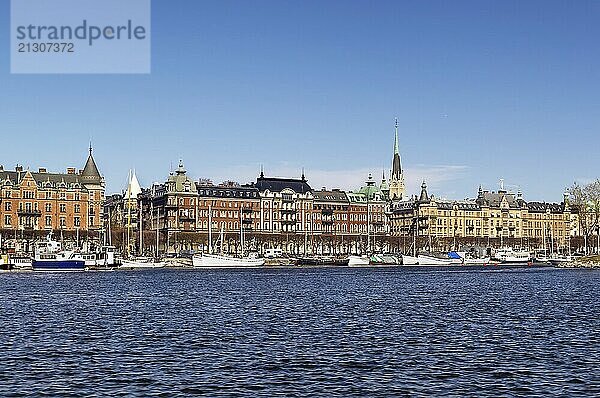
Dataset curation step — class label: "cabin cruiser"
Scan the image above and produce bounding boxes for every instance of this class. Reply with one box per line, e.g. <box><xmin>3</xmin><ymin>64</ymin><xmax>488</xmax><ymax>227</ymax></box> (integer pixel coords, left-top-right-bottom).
<box><xmin>492</xmin><ymin>248</ymin><xmax>531</xmax><ymax>264</ymax></box>
<box><xmin>32</xmin><ymin>236</ymin><xmax>86</xmax><ymax>272</ymax></box>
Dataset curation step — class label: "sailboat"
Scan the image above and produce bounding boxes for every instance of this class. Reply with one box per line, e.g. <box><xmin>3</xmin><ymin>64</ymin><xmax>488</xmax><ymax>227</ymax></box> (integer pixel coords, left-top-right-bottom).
<box><xmin>118</xmin><ymin>170</ymin><xmax>166</xmax><ymax>270</ymax></box>
<box><xmin>193</xmin><ymin>206</ymin><xmax>265</xmax><ymax>268</ymax></box>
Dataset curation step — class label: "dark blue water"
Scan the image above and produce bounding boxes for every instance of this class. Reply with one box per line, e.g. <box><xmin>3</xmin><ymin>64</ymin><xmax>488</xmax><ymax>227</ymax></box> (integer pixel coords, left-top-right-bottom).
<box><xmin>1</xmin><ymin>267</ymin><xmax>599</xmax><ymax>397</ymax></box>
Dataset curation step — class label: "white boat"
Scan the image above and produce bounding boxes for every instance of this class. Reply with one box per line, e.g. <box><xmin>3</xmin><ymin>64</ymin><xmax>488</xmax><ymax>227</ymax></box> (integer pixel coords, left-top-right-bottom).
<box><xmin>463</xmin><ymin>257</ymin><xmax>491</xmax><ymax>266</ymax></box>
<box><xmin>549</xmin><ymin>255</ymin><xmax>573</xmax><ymax>266</ymax></box>
<box><xmin>348</xmin><ymin>255</ymin><xmax>370</xmax><ymax>267</ymax></box>
<box><xmin>493</xmin><ymin>249</ymin><xmax>531</xmax><ymax>263</ymax></box>
<box><xmin>192</xmin><ymin>253</ymin><xmax>265</xmax><ymax>268</ymax></box>
<box><xmin>194</xmin><ymin>211</ymin><xmax>265</xmax><ymax>268</ymax></box>
<box><xmin>9</xmin><ymin>255</ymin><xmax>33</xmax><ymax>270</ymax></box>
<box><xmin>119</xmin><ymin>257</ymin><xmax>166</xmax><ymax>269</ymax></box>
<box><xmin>401</xmin><ymin>254</ymin><xmax>419</xmax><ymax>265</ymax></box>
<box><xmin>416</xmin><ymin>255</ymin><xmax>454</xmax><ymax>266</ymax></box>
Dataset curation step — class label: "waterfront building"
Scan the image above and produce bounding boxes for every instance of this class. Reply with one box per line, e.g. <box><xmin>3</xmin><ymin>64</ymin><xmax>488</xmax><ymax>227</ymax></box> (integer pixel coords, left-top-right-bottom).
<box><xmin>196</xmin><ymin>180</ymin><xmax>261</xmax><ymax>254</ymax></box>
<box><xmin>139</xmin><ymin>161</ymin><xmax>199</xmax><ymax>253</ymax></box>
<box><xmin>0</xmin><ymin>147</ymin><xmax>105</xmax><ymax>252</ymax></box>
<box><xmin>389</xmin><ymin>181</ymin><xmax>574</xmax><ymax>252</ymax></box>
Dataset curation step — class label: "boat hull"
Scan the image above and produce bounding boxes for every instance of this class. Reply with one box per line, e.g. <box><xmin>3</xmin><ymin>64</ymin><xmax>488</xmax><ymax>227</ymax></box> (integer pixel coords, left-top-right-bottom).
<box><xmin>119</xmin><ymin>259</ymin><xmax>166</xmax><ymax>269</ymax></box>
<box><xmin>32</xmin><ymin>260</ymin><xmax>86</xmax><ymax>272</ymax></box>
<box><xmin>296</xmin><ymin>257</ymin><xmax>349</xmax><ymax>266</ymax></box>
<box><xmin>193</xmin><ymin>254</ymin><xmax>265</xmax><ymax>268</ymax></box>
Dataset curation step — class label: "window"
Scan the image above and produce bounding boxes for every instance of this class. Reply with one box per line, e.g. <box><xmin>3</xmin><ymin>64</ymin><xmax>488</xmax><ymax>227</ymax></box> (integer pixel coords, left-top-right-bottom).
<box><xmin>45</xmin><ymin>216</ymin><xmax>52</xmax><ymax>227</ymax></box>
<box><xmin>4</xmin><ymin>215</ymin><xmax>11</xmax><ymax>226</ymax></box>
<box><xmin>74</xmin><ymin>217</ymin><xmax>81</xmax><ymax>227</ymax></box>
<box><xmin>59</xmin><ymin>204</ymin><xmax>66</xmax><ymax>213</ymax></box>
<box><xmin>59</xmin><ymin>217</ymin><xmax>66</xmax><ymax>227</ymax></box>
<box><xmin>4</xmin><ymin>202</ymin><xmax>10</xmax><ymax>211</ymax></box>
<box><xmin>74</xmin><ymin>204</ymin><xmax>80</xmax><ymax>213</ymax></box>
<box><xmin>45</xmin><ymin>203</ymin><xmax>52</xmax><ymax>212</ymax></box>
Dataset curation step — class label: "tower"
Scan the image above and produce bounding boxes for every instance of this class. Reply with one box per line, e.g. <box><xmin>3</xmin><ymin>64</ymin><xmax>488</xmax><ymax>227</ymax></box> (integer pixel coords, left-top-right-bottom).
<box><xmin>80</xmin><ymin>145</ymin><xmax>105</xmax><ymax>232</ymax></box>
<box><xmin>388</xmin><ymin>118</ymin><xmax>406</xmax><ymax>200</ymax></box>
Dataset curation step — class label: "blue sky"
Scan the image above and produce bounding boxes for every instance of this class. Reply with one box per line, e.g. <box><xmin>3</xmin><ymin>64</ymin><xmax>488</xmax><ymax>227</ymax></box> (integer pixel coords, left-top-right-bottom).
<box><xmin>1</xmin><ymin>0</ymin><xmax>598</xmax><ymax>201</ymax></box>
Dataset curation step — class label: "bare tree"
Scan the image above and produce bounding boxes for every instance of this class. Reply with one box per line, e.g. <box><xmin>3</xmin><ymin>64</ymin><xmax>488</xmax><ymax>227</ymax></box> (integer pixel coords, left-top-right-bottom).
<box><xmin>569</xmin><ymin>179</ymin><xmax>600</xmax><ymax>254</ymax></box>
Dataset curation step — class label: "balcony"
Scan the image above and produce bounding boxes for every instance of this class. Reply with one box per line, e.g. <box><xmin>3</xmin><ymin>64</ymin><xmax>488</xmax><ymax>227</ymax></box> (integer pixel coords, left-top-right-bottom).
<box><xmin>242</xmin><ymin>208</ymin><xmax>254</xmax><ymax>214</ymax></box>
<box><xmin>281</xmin><ymin>208</ymin><xmax>296</xmax><ymax>214</ymax></box>
<box><xmin>17</xmin><ymin>209</ymin><xmax>42</xmax><ymax>217</ymax></box>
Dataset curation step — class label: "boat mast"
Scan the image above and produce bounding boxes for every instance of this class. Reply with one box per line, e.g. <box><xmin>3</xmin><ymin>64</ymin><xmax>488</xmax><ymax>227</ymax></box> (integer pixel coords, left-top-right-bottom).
<box><xmin>208</xmin><ymin>204</ymin><xmax>212</xmax><ymax>254</ymax></box>
<box><xmin>126</xmin><ymin>171</ymin><xmax>131</xmax><ymax>258</ymax></box>
<box><xmin>155</xmin><ymin>207</ymin><xmax>160</xmax><ymax>257</ymax></box>
<box><xmin>240</xmin><ymin>205</ymin><xmax>244</xmax><ymax>256</ymax></box>
<box><xmin>139</xmin><ymin>204</ymin><xmax>143</xmax><ymax>256</ymax></box>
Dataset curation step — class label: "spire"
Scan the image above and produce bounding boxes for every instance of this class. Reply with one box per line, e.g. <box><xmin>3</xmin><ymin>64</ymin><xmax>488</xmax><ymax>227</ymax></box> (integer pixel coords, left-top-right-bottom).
<box><xmin>391</xmin><ymin>118</ymin><xmax>403</xmax><ymax>180</ymax></box>
<box><xmin>175</xmin><ymin>160</ymin><xmax>186</xmax><ymax>175</ymax></box>
<box><xmin>301</xmin><ymin>168</ymin><xmax>306</xmax><ymax>181</ymax></box>
<box><xmin>259</xmin><ymin>165</ymin><xmax>264</xmax><ymax>179</ymax></box>
<box><xmin>394</xmin><ymin>117</ymin><xmax>399</xmax><ymax>155</ymax></box>
<box><xmin>81</xmin><ymin>145</ymin><xmax>102</xmax><ymax>184</ymax></box>
<box><xmin>419</xmin><ymin>180</ymin><xmax>429</xmax><ymax>203</ymax></box>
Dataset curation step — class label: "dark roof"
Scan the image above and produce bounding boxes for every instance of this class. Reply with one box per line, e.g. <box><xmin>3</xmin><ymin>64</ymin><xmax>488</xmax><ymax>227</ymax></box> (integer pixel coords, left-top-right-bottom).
<box><xmin>527</xmin><ymin>202</ymin><xmax>565</xmax><ymax>214</ymax></box>
<box><xmin>255</xmin><ymin>176</ymin><xmax>312</xmax><ymax>194</ymax></box>
<box><xmin>0</xmin><ymin>170</ymin><xmax>86</xmax><ymax>190</ymax></box>
<box><xmin>197</xmin><ymin>184</ymin><xmax>260</xmax><ymax>199</ymax></box>
<box><xmin>81</xmin><ymin>149</ymin><xmax>102</xmax><ymax>184</ymax></box>
<box><xmin>313</xmin><ymin>190</ymin><xmax>348</xmax><ymax>203</ymax></box>
<box><xmin>476</xmin><ymin>191</ymin><xmax>524</xmax><ymax>209</ymax></box>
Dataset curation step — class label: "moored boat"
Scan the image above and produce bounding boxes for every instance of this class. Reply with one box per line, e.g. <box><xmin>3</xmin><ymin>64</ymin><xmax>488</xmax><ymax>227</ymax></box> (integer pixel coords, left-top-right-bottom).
<box><xmin>119</xmin><ymin>257</ymin><xmax>166</xmax><ymax>269</ymax></box>
<box><xmin>296</xmin><ymin>256</ymin><xmax>349</xmax><ymax>266</ymax></box>
<box><xmin>192</xmin><ymin>253</ymin><xmax>265</xmax><ymax>268</ymax></box>
<box><xmin>31</xmin><ymin>235</ymin><xmax>86</xmax><ymax>272</ymax></box>
<box><xmin>348</xmin><ymin>255</ymin><xmax>370</xmax><ymax>267</ymax></box>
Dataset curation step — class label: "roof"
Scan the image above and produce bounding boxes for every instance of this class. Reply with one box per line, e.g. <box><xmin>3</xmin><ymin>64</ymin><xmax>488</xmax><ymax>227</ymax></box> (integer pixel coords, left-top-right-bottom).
<box><xmin>81</xmin><ymin>148</ymin><xmax>102</xmax><ymax>184</ymax></box>
<box><xmin>477</xmin><ymin>190</ymin><xmax>524</xmax><ymax>209</ymax></box>
<box><xmin>313</xmin><ymin>189</ymin><xmax>348</xmax><ymax>203</ymax></box>
<box><xmin>527</xmin><ymin>202</ymin><xmax>565</xmax><ymax>214</ymax></box>
<box><xmin>197</xmin><ymin>184</ymin><xmax>260</xmax><ymax>199</ymax></box>
<box><xmin>165</xmin><ymin>160</ymin><xmax>197</xmax><ymax>194</ymax></box>
<box><xmin>255</xmin><ymin>175</ymin><xmax>312</xmax><ymax>194</ymax></box>
<box><xmin>0</xmin><ymin>170</ymin><xmax>87</xmax><ymax>190</ymax></box>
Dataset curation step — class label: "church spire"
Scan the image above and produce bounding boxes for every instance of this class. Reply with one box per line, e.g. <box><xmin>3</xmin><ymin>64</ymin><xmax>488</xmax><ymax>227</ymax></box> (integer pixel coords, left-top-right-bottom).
<box><xmin>389</xmin><ymin>117</ymin><xmax>406</xmax><ymax>201</ymax></box>
<box><xmin>394</xmin><ymin>117</ymin><xmax>399</xmax><ymax>155</ymax></box>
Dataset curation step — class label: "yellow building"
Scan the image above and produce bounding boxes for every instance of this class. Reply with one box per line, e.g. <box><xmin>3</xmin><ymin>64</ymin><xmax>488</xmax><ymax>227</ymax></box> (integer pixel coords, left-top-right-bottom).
<box><xmin>389</xmin><ymin>183</ymin><xmax>574</xmax><ymax>251</ymax></box>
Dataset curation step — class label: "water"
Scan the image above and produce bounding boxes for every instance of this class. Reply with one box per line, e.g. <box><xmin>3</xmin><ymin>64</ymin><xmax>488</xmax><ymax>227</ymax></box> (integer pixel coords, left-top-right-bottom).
<box><xmin>1</xmin><ymin>267</ymin><xmax>599</xmax><ymax>397</ymax></box>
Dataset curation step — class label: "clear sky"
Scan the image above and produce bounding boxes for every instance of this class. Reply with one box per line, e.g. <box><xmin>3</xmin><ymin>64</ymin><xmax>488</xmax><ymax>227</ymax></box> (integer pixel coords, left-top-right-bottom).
<box><xmin>1</xmin><ymin>0</ymin><xmax>598</xmax><ymax>201</ymax></box>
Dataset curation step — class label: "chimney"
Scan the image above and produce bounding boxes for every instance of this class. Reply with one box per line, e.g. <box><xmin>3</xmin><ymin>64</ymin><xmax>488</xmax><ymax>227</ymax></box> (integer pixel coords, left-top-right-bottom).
<box><xmin>38</xmin><ymin>167</ymin><xmax>47</xmax><ymax>173</ymax></box>
<box><xmin>15</xmin><ymin>165</ymin><xmax>23</xmax><ymax>172</ymax></box>
<box><xmin>67</xmin><ymin>167</ymin><xmax>76</xmax><ymax>175</ymax></box>
<box><xmin>0</xmin><ymin>165</ymin><xmax>3</xmax><ymax>172</ymax></box>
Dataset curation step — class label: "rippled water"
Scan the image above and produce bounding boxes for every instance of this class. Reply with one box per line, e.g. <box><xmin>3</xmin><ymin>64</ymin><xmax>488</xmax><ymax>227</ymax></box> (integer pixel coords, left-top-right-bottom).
<box><xmin>1</xmin><ymin>267</ymin><xmax>599</xmax><ymax>397</ymax></box>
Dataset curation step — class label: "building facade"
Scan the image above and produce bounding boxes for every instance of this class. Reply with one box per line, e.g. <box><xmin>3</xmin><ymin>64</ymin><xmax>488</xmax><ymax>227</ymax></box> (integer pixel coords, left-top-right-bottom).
<box><xmin>0</xmin><ymin>148</ymin><xmax>105</xmax><ymax>252</ymax></box>
<box><xmin>390</xmin><ymin>182</ymin><xmax>575</xmax><ymax>253</ymax></box>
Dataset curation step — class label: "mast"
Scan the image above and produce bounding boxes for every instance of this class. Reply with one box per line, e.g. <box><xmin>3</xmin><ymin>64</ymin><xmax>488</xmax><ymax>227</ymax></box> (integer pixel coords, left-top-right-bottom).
<box><xmin>156</xmin><ymin>207</ymin><xmax>160</xmax><ymax>258</ymax></box>
<box><xmin>139</xmin><ymin>204</ymin><xmax>143</xmax><ymax>256</ymax></box>
<box><xmin>126</xmin><ymin>170</ymin><xmax>132</xmax><ymax>257</ymax></box>
<box><xmin>240</xmin><ymin>206</ymin><xmax>244</xmax><ymax>256</ymax></box>
<box><xmin>208</xmin><ymin>204</ymin><xmax>212</xmax><ymax>254</ymax></box>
